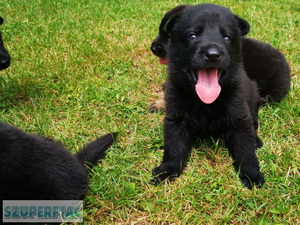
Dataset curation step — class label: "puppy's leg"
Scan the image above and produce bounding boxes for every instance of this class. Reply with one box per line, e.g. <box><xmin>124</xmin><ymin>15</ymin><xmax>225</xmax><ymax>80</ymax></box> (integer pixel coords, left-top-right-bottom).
<box><xmin>226</xmin><ymin>121</ymin><xmax>264</xmax><ymax>189</ymax></box>
<box><xmin>152</xmin><ymin>116</ymin><xmax>193</xmax><ymax>185</ymax></box>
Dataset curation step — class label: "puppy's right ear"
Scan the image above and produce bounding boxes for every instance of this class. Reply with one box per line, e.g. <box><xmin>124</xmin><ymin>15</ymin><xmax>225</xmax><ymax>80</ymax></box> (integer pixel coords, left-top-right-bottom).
<box><xmin>0</xmin><ymin>17</ymin><xmax>4</xmax><ymax>25</ymax></box>
<box><xmin>234</xmin><ymin>15</ymin><xmax>250</xmax><ymax>36</ymax></box>
<box><xmin>160</xmin><ymin>5</ymin><xmax>188</xmax><ymax>33</ymax></box>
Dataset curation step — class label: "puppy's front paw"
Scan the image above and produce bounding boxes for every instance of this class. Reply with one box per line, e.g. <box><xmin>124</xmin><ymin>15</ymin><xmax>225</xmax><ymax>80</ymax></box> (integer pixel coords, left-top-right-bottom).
<box><xmin>240</xmin><ymin>170</ymin><xmax>265</xmax><ymax>190</ymax></box>
<box><xmin>152</xmin><ymin>162</ymin><xmax>180</xmax><ymax>186</ymax></box>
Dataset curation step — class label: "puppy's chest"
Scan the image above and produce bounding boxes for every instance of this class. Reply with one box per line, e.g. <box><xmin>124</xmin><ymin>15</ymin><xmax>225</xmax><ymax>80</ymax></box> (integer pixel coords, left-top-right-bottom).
<box><xmin>191</xmin><ymin>107</ymin><xmax>227</xmax><ymax>136</ymax></box>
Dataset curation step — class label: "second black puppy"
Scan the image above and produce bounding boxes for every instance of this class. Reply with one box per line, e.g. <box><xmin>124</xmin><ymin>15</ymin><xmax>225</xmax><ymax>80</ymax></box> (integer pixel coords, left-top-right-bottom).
<box><xmin>0</xmin><ymin>124</ymin><xmax>117</xmax><ymax>200</ymax></box>
<box><xmin>153</xmin><ymin>4</ymin><xmax>264</xmax><ymax>189</ymax></box>
<box><xmin>0</xmin><ymin>18</ymin><xmax>117</xmax><ymax>201</ymax></box>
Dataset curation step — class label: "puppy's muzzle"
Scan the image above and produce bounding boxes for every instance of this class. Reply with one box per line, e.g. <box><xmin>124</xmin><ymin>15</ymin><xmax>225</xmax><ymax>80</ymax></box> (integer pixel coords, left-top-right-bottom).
<box><xmin>151</xmin><ymin>42</ymin><xmax>163</xmax><ymax>56</ymax></box>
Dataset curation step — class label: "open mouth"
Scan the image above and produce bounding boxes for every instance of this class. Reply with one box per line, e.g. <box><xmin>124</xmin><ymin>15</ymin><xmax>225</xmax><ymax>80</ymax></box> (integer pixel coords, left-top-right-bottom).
<box><xmin>193</xmin><ymin>68</ymin><xmax>222</xmax><ymax>104</ymax></box>
<box><xmin>159</xmin><ymin>57</ymin><xmax>168</xmax><ymax>65</ymax></box>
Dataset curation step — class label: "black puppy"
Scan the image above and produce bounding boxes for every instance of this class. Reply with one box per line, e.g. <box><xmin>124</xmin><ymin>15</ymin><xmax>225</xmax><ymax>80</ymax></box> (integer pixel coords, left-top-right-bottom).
<box><xmin>152</xmin><ymin>4</ymin><xmax>265</xmax><ymax>189</ymax></box>
<box><xmin>150</xmin><ymin>5</ymin><xmax>290</xmax><ymax>111</ymax></box>
<box><xmin>0</xmin><ymin>124</ymin><xmax>117</xmax><ymax>200</ymax></box>
<box><xmin>0</xmin><ymin>19</ymin><xmax>117</xmax><ymax>201</ymax></box>
<box><xmin>0</xmin><ymin>17</ymin><xmax>10</xmax><ymax>70</ymax></box>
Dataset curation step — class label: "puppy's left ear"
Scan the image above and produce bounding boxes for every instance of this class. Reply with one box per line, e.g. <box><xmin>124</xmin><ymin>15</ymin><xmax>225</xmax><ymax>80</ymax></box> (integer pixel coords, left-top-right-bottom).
<box><xmin>234</xmin><ymin>15</ymin><xmax>250</xmax><ymax>36</ymax></box>
<box><xmin>164</xmin><ymin>14</ymin><xmax>181</xmax><ymax>33</ymax></box>
<box><xmin>162</xmin><ymin>6</ymin><xmax>187</xmax><ymax>33</ymax></box>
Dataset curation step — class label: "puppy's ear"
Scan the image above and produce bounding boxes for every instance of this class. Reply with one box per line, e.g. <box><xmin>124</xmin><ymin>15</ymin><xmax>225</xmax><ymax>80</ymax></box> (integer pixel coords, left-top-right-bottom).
<box><xmin>234</xmin><ymin>15</ymin><xmax>250</xmax><ymax>36</ymax></box>
<box><xmin>164</xmin><ymin>14</ymin><xmax>181</xmax><ymax>33</ymax></box>
<box><xmin>0</xmin><ymin>17</ymin><xmax>4</xmax><ymax>25</ymax></box>
<box><xmin>160</xmin><ymin>5</ymin><xmax>188</xmax><ymax>33</ymax></box>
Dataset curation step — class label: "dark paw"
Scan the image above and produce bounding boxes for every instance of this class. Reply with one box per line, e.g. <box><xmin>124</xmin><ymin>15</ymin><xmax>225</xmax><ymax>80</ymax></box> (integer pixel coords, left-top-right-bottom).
<box><xmin>240</xmin><ymin>171</ymin><xmax>265</xmax><ymax>190</ymax></box>
<box><xmin>152</xmin><ymin>163</ymin><xmax>180</xmax><ymax>186</ymax></box>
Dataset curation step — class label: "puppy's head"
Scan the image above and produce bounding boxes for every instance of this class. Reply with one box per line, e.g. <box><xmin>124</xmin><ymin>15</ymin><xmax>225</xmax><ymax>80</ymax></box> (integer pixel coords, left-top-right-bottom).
<box><xmin>166</xmin><ymin>4</ymin><xmax>250</xmax><ymax>104</ymax></box>
<box><xmin>0</xmin><ymin>16</ymin><xmax>11</xmax><ymax>70</ymax></box>
<box><xmin>150</xmin><ymin>5</ymin><xmax>189</xmax><ymax>65</ymax></box>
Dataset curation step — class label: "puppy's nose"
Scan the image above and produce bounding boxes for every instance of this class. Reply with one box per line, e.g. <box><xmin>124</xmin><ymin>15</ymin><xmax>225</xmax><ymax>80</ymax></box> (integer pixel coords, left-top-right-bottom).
<box><xmin>204</xmin><ymin>47</ymin><xmax>221</xmax><ymax>61</ymax></box>
<box><xmin>150</xmin><ymin>42</ymin><xmax>162</xmax><ymax>55</ymax></box>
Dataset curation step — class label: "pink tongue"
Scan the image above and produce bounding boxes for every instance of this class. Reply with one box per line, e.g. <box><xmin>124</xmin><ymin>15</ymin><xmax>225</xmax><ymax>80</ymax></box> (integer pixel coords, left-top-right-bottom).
<box><xmin>159</xmin><ymin>57</ymin><xmax>168</xmax><ymax>65</ymax></box>
<box><xmin>195</xmin><ymin>68</ymin><xmax>221</xmax><ymax>104</ymax></box>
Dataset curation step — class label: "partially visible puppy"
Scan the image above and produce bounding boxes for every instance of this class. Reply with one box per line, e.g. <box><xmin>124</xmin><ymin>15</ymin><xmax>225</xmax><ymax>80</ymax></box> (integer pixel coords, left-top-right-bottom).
<box><xmin>151</xmin><ymin>5</ymin><xmax>188</xmax><ymax>63</ymax></box>
<box><xmin>0</xmin><ymin>17</ymin><xmax>10</xmax><ymax>70</ymax></box>
<box><xmin>0</xmin><ymin>125</ymin><xmax>117</xmax><ymax>200</ymax></box>
<box><xmin>242</xmin><ymin>38</ymin><xmax>291</xmax><ymax>102</ymax></box>
<box><xmin>0</xmin><ymin>19</ymin><xmax>117</xmax><ymax>201</ymax></box>
<box><xmin>150</xmin><ymin>5</ymin><xmax>291</xmax><ymax>111</ymax></box>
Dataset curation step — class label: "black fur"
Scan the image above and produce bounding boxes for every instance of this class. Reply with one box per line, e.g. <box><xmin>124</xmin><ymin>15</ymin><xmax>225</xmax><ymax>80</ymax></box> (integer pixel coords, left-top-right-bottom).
<box><xmin>150</xmin><ymin>5</ymin><xmax>291</xmax><ymax>103</ymax></box>
<box><xmin>152</xmin><ymin>4</ymin><xmax>265</xmax><ymax>189</ymax></box>
<box><xmin>0</xmin><ymin>17</ymin><xmax>10</xmax><ymax>70</ymax></box>
<box><xmin>242</xmin><ymin>38</ymin><xmax>291</xmax><ymax>102</ymax></box>
<box><xmin>0</xmin><ymin>122</ymin><xmax>117</xmax><ymax>200</ymax></box>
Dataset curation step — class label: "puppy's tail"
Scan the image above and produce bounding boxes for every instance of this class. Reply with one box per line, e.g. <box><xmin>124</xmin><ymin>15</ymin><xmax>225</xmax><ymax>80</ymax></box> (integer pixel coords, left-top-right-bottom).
<box><xmin>76</xmin><ymin>132</ymin><xmax>118</xmax><ymax>169</ymax></box>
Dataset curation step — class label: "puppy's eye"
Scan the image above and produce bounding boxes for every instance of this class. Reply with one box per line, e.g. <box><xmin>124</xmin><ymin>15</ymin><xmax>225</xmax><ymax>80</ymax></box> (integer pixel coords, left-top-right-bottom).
<box><xmin>224</xmin><ymin>35</ymin><xmax>231</xmax><ymax>41</ymax></box>
<box><xmin>187</xmin><ymin>33</ymin><xmax>197</xmax><ymax>40</ymax></box>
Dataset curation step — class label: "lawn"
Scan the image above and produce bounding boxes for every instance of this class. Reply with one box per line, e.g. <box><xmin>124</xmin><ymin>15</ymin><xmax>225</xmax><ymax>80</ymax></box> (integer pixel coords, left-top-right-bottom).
<box><xmin>0</xmin><ymin>0</ymin><xmax>299</xmax><ymax>224</ymax></box>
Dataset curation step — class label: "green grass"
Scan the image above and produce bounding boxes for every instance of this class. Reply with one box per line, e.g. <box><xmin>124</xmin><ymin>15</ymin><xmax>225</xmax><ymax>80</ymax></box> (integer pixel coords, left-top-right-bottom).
<box><xmin>0</xmin><ymin>0</ymin><xmax>299</xmax><ymax>224</ymax></box>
